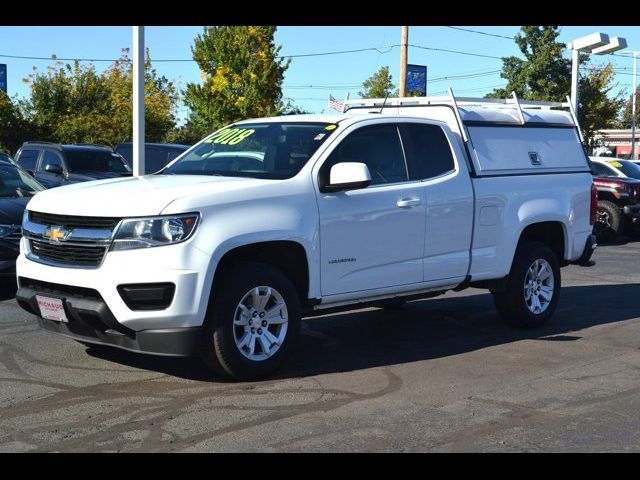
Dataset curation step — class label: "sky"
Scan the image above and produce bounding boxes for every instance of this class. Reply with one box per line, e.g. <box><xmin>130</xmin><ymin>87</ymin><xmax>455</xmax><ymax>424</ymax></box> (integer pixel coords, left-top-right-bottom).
<box><xmin>0</xmin><ymin>25</ymin><xmax>638</xmax><ymax>125</ymax></box>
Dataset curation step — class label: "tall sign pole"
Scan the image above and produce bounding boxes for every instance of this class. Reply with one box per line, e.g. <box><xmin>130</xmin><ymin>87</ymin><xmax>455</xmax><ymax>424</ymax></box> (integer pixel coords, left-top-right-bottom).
<box><xmin>133</xmin><ymin>26</ymin><xmax>146</xmax><ymax>176</ymax></box>
<box><xmin>399</xmin><ymin>26</ymin><xmax>409</xmax><ymax>98</ymax></box>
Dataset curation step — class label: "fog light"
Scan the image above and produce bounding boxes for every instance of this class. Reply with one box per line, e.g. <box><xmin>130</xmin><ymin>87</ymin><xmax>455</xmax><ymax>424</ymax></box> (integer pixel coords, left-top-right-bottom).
<box><xmin>117</xmin><ymin>283</ymin><xmax>176</xmax><ymax>311</ymax></box>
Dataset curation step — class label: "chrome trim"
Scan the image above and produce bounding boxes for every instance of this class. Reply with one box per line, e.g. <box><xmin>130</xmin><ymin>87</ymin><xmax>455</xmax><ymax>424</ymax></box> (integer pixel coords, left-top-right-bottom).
<box><xmin>23</xmin><ymin>212</ymin><xmax>201</xmax><ymax>268</ymax></box>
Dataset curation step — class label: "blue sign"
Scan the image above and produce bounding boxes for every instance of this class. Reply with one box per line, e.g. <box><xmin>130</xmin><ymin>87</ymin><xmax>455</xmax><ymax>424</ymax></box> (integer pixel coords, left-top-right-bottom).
<box><xmin>0</xmin><ymin>64</ymin><xmax>6</xmax><ymax>93</ymax></box>
<box><xmin>406</xmin><ymin>64</ymin><xmax>427</xmax><ymax>96</ymax></box>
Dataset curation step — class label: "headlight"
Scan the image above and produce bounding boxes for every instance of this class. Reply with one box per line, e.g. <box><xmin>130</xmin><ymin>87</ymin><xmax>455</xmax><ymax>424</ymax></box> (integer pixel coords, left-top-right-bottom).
<box><xmin>0</xmin><ymin>224</ymin><xmax>20</xmax><ymax>238</ymax></box>
<box><xmin>111</xmin><ymin>214</ymin><xmax>199</xmax><ymax>251</ymax></box>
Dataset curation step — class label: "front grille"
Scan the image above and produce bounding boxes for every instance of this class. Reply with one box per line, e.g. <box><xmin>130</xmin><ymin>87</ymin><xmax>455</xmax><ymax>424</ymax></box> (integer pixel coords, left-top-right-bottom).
<box><xmin>2</xmin><ymin>231</ymin><xmax>22</xmax><ymax>247</ymax></box>
<box><xmin>29</xmin><ymin>211</ymin><xmax>121</xmax><ymax>230</ymax></box>
<box><xmin>30</xmin><ymin>239</ymin><xmax>107</xmax><ymax>267</ymax></box>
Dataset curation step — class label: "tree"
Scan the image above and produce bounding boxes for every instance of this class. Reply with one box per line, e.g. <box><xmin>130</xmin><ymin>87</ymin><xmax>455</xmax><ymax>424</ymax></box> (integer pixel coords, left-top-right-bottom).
<box><xmin>0</xmin><ymin>91</ymin><xmax>35</xmax><ymax>154</ymax></box>
<box><xmin>487</xmin><ymin>26</ymin><xmax>571</xmax><ymax>102</ymax></box>
<box><xmin>620</xmin><ymin>87</ymin><xmax>640</xmax><ymax>128</ymax></box>
<box><xmin>487</xmin><ymin>26</ymin><xmax>622</xmax><ymax>146</ymax></box>
<box><xmin>359</xmin><ymin>66</ymin><xmax>397</xmax><ymax>99</ymax></box>
<box><xmin>23</xmin><ymin>49</ymin><xmax>177</xmax><ymax>146</ymax></box>
<box><xmin>578</xmin><ymin>64</ymin><xmax>625</xmax><ymax>149</ymax></box>
<box><xmin>184</xmin><ymin>26</ymin><xmax>289</xmax><ymax>135</ymax></box>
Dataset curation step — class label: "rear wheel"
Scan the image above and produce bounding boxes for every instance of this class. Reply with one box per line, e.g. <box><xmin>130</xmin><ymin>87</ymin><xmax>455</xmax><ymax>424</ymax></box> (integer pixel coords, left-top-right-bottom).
<box><xmin>494</xmin><ymin>241</ymin><xmax>561</xmax><ymax>329</ymax></box>
<box><xmin>200</xmin><ymin>262</ymin><xmax>301</xmax><ymax>381</ymax></box>
<box><xmin>595</xmin><ymin>200</ymin><xmax>623</xmax><ymax>242</ymax></box>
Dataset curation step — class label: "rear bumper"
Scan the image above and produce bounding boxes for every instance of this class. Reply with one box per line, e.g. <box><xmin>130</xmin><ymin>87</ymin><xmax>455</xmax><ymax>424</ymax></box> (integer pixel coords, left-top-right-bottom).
<box><xmin>572</xmin><ymin>234</ymin><xmax>597</xmax><ymax>266</ymax></box>
<box><xmin>623</xmin><ymin>204</ymin><xmax>640</xmax><ymax>218</ymax></box>
<box><xmin>16</xmin><ymin>284</ymin><xmax>201</xmax><ymax>357</ymax></box>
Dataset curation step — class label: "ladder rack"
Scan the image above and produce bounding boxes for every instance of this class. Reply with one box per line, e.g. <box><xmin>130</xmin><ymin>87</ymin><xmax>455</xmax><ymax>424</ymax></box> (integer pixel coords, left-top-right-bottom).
<box><xmin>342</xmin><ymin>89</ymin><xmax>582</xmax><ymax>139</ymax></box>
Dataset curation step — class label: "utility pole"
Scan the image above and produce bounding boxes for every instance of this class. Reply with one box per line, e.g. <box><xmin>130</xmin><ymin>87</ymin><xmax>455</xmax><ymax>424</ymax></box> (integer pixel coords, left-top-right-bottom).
<box><xmin>399</xmin><ymin>26</ymin><xmax>409</xmax><ymax>98</ymax></box>
<box><xmin>133</xmin><ymin>26</ymin><xmax>145</xmax><ymax>176</ymax></box>
<box><xmin>632</xmin><ymin>51</ymin><xmax>638</xmax><ymax>160</ymax></box>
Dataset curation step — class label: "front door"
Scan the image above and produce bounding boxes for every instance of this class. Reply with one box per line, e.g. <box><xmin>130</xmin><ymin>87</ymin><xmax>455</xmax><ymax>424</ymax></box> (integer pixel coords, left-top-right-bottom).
<box><xmin>316</xmin><ymin>123</ymin><xmax>426</xmax><ymax>296</ymax></box>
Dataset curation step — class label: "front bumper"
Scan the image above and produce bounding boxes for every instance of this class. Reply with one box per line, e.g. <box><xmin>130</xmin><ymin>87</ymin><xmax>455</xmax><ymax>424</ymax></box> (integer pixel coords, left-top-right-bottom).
<box><xmin>16</xmin><ymin>280</ymin><xmax>201</xmax><ymax>356</ymax></box>
<box><xmin>16</xmin><ymin>238</ymin><xmax>214</xmax><ymax>332</ymax></box>
<box><xmin>623</xmin><ymin>204</ymin><xmax>640</xmax><ymax>218</ymax></box>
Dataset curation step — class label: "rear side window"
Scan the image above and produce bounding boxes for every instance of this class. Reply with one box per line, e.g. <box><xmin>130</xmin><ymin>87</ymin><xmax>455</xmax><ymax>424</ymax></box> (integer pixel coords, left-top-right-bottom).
<box><xmin>321</xmin><ymin>124</ymin><xmax>408</xmax><ymax>186</ymax></box>
<box><xmin>400</xmin><ymin>123</ymin><xmax>455</xmax><ymax>180</ymax></box>
<box><xmin>17</xmin><ymin>149</ymin><xmax>39</xmax><ymax>171</ymax></box>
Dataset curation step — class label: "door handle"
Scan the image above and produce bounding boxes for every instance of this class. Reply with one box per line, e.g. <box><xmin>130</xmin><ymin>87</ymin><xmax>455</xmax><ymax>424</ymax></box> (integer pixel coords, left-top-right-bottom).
<box><xmin>397</xmin><ymin>198</ymin><xmax>421</xmax><ymax>208</ymax></box>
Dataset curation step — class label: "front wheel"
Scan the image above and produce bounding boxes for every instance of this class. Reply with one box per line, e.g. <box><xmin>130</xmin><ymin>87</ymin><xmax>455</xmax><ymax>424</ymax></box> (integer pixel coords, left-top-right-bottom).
<box><xmin>494</xmin><ymin>241</ymin><xmax>561</xmax><ymax>328</ymax></box>
<box><xmin>200</xmin><ymin>262</ymin><xmax>301</xmax><ymax>381</ymax></box>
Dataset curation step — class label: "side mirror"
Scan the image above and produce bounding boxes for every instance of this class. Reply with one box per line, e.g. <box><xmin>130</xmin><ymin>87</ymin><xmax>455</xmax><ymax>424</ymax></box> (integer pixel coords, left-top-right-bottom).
<box><xmin>45</xmin><ymin>164</ymin><xmax>63</xmax><ymax>175</ymax></box>
<box><xmin>323</xmin><ymin>162</ymin><xmax>371</xmax><ymax>192</ymax></box>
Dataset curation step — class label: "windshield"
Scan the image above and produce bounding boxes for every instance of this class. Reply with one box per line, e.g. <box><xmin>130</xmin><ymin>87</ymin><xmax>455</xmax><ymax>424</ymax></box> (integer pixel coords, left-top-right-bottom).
<box><xmin>0</xmin><ymin>164</ymin><xmax>44</xmax><ymax>197</ymax></box>
<box><xmin>64</xmin><ymin>150</ymin><xmax>132</xmax><ymax>174</ymax></box>
<box><xmin>609</xmin><ymin>160</ymin><xmax>640</xmax><ymax>179</ymax></box>
<box><xmin>163</xmin><ymin>122</ymin><xmax>338</xmax><ymax>179</ymax></box>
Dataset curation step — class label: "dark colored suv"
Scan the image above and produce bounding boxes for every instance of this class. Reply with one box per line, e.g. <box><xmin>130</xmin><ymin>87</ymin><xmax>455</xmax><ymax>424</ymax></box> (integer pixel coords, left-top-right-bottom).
<box><xmin>0</xmin><ymin>162</ymin><xmax>45</xmax><ymax>278</ymax></box>
<box><xmin>14</xmin><ymin>142</ymin><xmax>132</xmax><ymax>189</ymax></box>
<box><xmin>592</xmin><ymin>176</ymin><xmax>640</xmax><ymax>241</ymax></box>
<box><xmin>114</xmin><ymin>143</ymin><xmax>190</xmax><ymax>174</ymax></box>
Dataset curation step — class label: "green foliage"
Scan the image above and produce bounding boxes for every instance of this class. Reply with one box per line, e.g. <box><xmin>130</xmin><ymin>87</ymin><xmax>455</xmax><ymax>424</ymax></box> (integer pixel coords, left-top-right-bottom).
<box><xmin>487</xmin><ymin>26</ymin><xmax>622</xmax><ymax>146</ymax></box>
<box><xmin>359</xmin><ymin>66</ymin><xmax>397</xmax><ymax>99</ymax></box>
<box><xmin>184</xmin><ymin>26</ymin><xmax>289</xmax><ymax>134</ymax></box>
<box><xmin>620</xmin><ymin>87</ymin><xmax>640</xmax><ymax>128</ymax></box>
<box><xmin>23</xmin><ymin>49</ymin><xmax>177</xmax><ymax>146</ymax></box>
<box><xmin>0</xmin><ymin>91</ymin><xmax>36</xmax><ymax>154</ymax></box>
<box><xmin>487</xmin><ymin>26</ymin><xmax>571</xmax><ymax>101</ymax></box>
<box><xmin>578</xmin><ymin>64</ymin><xmax>625</xmax><ymax>148</ymax></box>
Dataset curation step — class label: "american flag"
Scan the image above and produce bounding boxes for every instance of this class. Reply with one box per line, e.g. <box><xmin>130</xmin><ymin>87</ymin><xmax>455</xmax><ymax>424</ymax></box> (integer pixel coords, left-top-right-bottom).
<box><xmin>328</xmin><ymin>94</ymin><xmax>344</xmax><ymax>112</ymax></box>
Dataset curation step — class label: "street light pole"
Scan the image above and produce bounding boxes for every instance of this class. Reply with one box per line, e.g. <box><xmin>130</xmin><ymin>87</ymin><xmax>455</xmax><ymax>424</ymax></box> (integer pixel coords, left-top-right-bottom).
<box><xmin>133</xmin><ymin>26</ymin><xmax>145</xmax><ymax>177</ymax></box>
<box><xmin>571</xmin><ymin>47</ymin><xmax>580</xmax><ymax>114</ymax></box>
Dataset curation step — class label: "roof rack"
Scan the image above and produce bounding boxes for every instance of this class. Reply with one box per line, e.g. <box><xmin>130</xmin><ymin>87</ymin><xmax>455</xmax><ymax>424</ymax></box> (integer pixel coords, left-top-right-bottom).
<box><xmin>343</xmin><ymin>91</ymin><xmax>571</xmax><ymax>112</ymax></box>
<box><xmin>74</xmin><ymin>143</ymin><xmax>114</xmax><ymax>150</ymax></box>
<box><xmin>343</xmin><ymin>88</ymin><xmax>583</xmax><ymax>143</ymax></box>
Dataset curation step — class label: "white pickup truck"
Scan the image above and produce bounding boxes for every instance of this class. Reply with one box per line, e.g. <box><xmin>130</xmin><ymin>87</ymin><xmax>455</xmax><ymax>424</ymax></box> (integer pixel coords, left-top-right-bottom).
<box><xmin>16</xmin><ymin>92</ymin><xmax>597</xmax><ymax>380</ymax></box>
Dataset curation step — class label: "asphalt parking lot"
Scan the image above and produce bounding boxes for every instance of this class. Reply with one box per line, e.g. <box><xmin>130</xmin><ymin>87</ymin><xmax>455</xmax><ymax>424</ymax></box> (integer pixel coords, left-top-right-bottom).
<box><xmin>2</xmin><ymin>238</ymin><xmax>640</xmax><ymax>452</ymax></box>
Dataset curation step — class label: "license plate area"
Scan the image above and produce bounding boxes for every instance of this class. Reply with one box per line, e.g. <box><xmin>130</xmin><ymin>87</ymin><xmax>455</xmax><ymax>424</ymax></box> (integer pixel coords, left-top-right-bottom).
<box><xmin>35</xmin><ymin>295</ymin><xmax>69</xmax><ymax>323</ymax></box>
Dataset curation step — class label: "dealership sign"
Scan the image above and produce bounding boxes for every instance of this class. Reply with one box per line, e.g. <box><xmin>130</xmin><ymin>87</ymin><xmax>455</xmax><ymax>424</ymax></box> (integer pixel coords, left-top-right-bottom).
<box><xmin>0</xmin><ymin>64</ymin><xmax>6</xmax><ymax>93</ymax></box>
<box><xmin>406</xmin><ymin>64</ymin><xmax>427</xmax><ymax>96</ymax></box>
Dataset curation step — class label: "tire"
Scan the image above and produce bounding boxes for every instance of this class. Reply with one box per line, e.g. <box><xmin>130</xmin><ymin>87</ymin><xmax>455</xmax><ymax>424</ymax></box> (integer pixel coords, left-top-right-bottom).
<box><xmin>200</xmin><ymin>262</ymin><xmax>301</xmax><ymax>381</ymax></box>
<box><xmin>595</xmin><ymin>200</ymin><xmax>623</xmax><ymax>242</ymax></box>
<box><xmin>493</xmin><ymin>241</ymin><xmax>561</xmax><ymax>329</ymax></box>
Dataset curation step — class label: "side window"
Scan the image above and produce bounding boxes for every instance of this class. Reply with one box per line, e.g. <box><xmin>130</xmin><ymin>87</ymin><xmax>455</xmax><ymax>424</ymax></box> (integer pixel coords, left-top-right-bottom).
<box><xmin>42</xmin><ymin>151</ymin><xmax>63</xmax><ymax>170</ymax></box>
<box><xmin>17</xmin><ymin>149</ymin><xmax>39</xmax><ymax>171</ymax></box>
<box><xmin>320</xmin><ymin>124</ymin><xmax>408</xmax><ymax>187</ymax></box>
<box><xmin>400</xmin><ymin>123</ymin><xmax>455</xmax><ymax>180</ymax></box>
<box><xmin>592</xmin><ymin>162</ymin><xmax>614</xmax><ymax>177</ymax></box>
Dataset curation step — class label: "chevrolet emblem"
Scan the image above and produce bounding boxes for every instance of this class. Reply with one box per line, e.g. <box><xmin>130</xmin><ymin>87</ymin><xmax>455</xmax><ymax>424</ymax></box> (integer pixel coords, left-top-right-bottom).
<box><xmin>44</xmin><ymin>226</ymin><xmax>70</xmax><ymax>243</ymax></box>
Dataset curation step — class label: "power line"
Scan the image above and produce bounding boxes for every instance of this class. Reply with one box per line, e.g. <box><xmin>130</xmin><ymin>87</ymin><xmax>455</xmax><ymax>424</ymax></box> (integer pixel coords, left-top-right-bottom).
<box><xmin>0</xmin><ymin>43</ymin><xmax>506</xmax><ymax>64</ymax></box>
<box><xmin>409</xmin><ymin>44</ymin><xmax>504</xmax><ymax>60</ymax></box>
<box><xmin>444</xmin><ymin>26</ymin><xmax>516</xmax><ymax>41</ymax></box>
<box><xmin>0</xmin><ymin>46</ymin><xmax>401</xmax><ymax>63</ymax></box>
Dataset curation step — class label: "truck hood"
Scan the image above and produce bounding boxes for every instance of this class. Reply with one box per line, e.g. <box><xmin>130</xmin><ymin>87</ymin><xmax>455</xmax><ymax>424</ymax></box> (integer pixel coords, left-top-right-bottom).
<box><xmin>27</xmin><ymin>174</ymin><xmax>275</xmax><ymax>217</ymax></box>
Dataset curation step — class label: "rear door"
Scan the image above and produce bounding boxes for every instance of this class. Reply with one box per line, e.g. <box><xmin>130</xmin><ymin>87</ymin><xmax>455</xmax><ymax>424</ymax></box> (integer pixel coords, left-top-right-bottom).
<box><xmin>399</xmin><ymin>121</ymin><xmax>474</xmax><ymax>282</ymax></box>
